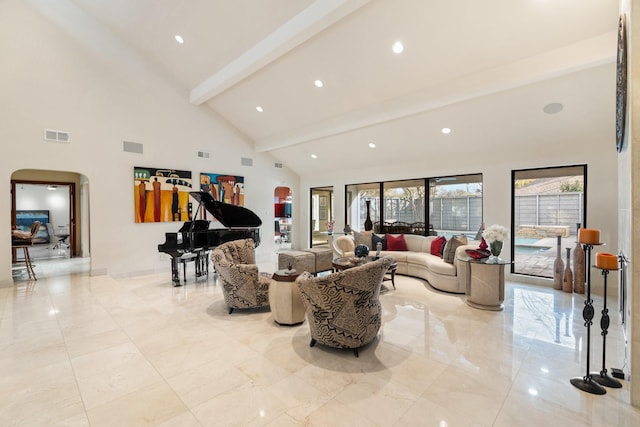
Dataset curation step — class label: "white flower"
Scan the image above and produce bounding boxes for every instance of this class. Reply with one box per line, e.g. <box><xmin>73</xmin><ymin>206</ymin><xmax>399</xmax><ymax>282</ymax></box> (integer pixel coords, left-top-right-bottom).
<box><xmin>482</xmin><ymin>224</ymin><xmax>508</xmax><ymax>243</ymax></box>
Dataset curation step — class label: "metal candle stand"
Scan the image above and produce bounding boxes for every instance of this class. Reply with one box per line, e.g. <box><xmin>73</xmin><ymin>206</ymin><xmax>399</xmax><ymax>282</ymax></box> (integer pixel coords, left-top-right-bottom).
<box><xmin>570</xmin><ymin>243</ymin><xmax>606</xmax><ymax>395</ymax></box>
<box><xmin>590</xmin><ymin>267</ymin><xmax>622</xmax><ymax>388</ymax></box>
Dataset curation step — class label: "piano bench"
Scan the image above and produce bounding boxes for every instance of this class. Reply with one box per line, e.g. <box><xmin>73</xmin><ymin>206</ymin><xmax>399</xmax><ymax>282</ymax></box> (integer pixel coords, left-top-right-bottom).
<box><xmin>278</xmin><ymin>251</ymin><xmax>315</xmax><ymax>275</ymax></box>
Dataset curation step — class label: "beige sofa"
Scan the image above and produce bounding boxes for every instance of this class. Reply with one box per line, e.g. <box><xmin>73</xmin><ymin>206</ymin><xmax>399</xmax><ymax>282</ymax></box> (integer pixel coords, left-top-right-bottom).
<box><xmin>331</xmin><ymin>233</ymin><xmax>477</xmax><ymax>294</ymax></box>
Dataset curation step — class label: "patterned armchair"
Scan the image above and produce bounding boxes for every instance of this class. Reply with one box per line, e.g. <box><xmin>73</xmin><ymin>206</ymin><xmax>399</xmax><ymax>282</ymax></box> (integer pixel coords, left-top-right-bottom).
<box><xmin>211</xmin><ymin>238</ymin><xmax>272</xmax><ymax>314</ymax></box>
<box><xmin>296</xmin><ymin>256</ymin><xmax>394</xmax><ymax>357</ymax></box>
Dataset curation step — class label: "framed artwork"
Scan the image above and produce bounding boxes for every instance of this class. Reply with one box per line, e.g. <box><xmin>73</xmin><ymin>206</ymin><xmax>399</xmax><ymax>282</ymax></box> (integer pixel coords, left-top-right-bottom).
<box><xmin>616</xmin><ymin>13</ymin><xmax>627</xmax><ymax>153</ymax></box>
<box><xmin>200</xmin><ymin>173</ymin><xmax>244</xmax><ymax>206</ymax></box>
<box><xmin>134</xmin><ymin>166</ymin><xmax>192</xmax><ymax>223</ymax></box>
<box><xmin>16</xmin><ymin>210</ymin><xmax>50</xmax><ymax>243</ymax></box>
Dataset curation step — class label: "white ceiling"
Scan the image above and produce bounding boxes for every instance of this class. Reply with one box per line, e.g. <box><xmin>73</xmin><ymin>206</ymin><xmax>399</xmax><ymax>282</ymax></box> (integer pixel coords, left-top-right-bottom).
<box><xmin>70</xmin><ymin>0</ymin><xmax>619</xmax><ymax>176</ymax></box>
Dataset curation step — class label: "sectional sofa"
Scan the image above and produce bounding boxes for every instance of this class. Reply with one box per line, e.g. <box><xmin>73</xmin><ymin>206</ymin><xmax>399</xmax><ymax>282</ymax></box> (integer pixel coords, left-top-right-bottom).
<box><xmin>330</xmin><ymin>232</ymin><xmax>478</xmax><ymax>294</ymax></box>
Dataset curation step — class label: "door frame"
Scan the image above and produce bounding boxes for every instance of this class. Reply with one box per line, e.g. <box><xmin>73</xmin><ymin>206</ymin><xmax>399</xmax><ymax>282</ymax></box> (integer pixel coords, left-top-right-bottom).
<box><xmin>11</xmin><ymin>179</ymin><xmax>77</xmax><ymax>257</ymax></box>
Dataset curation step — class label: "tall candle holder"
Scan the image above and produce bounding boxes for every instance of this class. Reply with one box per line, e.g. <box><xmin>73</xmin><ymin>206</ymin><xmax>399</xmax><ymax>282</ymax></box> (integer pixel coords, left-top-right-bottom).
<box><xmin>570</xmin><ymin>242</ymin><xmax>606</xmax><ymax>395</ymax></box>
<box><xmin>591</xmin><ymin>264</ymin><xmax>622</xmax><ymax>388</ymax></box>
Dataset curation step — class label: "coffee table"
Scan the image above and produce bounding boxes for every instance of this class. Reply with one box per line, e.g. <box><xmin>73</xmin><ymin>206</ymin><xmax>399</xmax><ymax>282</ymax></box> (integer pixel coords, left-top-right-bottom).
<box><xmin>332</xmin><ymin>256</ymin><xmax>398</xmax><ymax>289</ymax></box>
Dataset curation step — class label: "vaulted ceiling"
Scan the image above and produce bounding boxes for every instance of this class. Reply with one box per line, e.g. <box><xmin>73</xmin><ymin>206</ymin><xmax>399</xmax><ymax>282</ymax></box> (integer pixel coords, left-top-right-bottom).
<box><xmin>70</xmin><ymin>0</ymin><xmax>619</xmax><ymax>176</ymax></box>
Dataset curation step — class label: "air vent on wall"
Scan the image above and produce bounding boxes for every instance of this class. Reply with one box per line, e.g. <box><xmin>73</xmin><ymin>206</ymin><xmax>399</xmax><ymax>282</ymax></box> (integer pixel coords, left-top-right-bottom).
<box><xmin>197</xmin><ymin>151</ymin><xmax>210</xmax><ymax>159</ymax></box>
<box><xmin>274</xmin><ymin>162</ymin><xmax>283</xmax><ymax>169</ymax></box>
<box><xmin>44</xmin><ymin>128</ymin><xmax>70</xmax><ymax>143</ymax></box>
<box><xmin>241</xmin><ymin>157</ymin><xmax>253</xmax><ymax>166</ymax></box>
<box><xmin>123</xmin><ymin>141</ymin><xmax>143</xmax><ymax>154</ymax></box>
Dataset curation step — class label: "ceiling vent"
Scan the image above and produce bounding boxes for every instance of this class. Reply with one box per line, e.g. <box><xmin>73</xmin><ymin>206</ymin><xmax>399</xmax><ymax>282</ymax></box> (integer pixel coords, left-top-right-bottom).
<box><xmin>197</xmin><ymin>151</ymin><xmax>210</xmax><ymax>159</ymax></box>
<box><xmin>274</xmin><ymin>162</ymin><xmax>283</xmax><ymax>169</ymax></box>
<box><xmin>123</xmin><ymin>141</ymin><xmax>143</xmax><ymax>154</ymax></box>
<box><xmin>44</xmin><ymin>128</ymin><xmax>70</xmax><ymax>143</ymax></box>
<box><xmin>241</xmin><ymin>157</ymin><xmax>253</xmax><ymax>166</ymax></box>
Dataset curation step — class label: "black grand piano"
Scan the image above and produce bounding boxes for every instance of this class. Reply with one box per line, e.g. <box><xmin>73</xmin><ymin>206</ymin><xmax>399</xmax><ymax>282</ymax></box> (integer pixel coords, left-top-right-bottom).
<box><xmin>158</xmin><ymin>191</ymin><xmax>262</xmax><ymax>286</ymax></box>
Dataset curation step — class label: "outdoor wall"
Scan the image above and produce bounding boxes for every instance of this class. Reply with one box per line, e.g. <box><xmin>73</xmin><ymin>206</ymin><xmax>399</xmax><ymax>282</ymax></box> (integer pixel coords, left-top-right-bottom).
<box><xmin>0</xmin><ymin>1</ymin><xmax>299</xmax><ymax>285</ymax></box>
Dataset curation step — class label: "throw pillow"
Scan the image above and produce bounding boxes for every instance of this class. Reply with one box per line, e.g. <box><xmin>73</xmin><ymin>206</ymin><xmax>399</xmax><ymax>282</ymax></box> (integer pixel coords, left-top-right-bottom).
<box><xmin>430</xmin><ymin>236</ymin><xmax>447</xmax><ymax>257</ymax></box>
<box><xmin>353</xmin><ymin>231</ymin><xmax>372</xmax><ymax>248</ymax></box>
<box><xmin>443</xmin><ymin>237</ymin><xmax>464</xmax><ymax>264</ymax></box>
<box><xmin>387</xmin><ymin>234</ymin><xmax>408</xmax><ymax>251</ymax></box>
<box><xmin>372</xmin><ymin>233</ymin><xmax>387</xmax><ymax>250</ymax></box>
<box><xmin>456</xmin><ymin>235</ymin><xmax>468</xmax><ymax>245</ymax></box>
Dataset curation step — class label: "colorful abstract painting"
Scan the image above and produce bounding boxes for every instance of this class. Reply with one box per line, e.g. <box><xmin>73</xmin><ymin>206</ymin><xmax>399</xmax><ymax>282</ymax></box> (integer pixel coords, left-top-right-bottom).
<box><xmin>134</xmin><ymin>167</ymin><xmax>193</xmax><ymax>223</ymax></box>
<box><xmin>200</xmin><ymin>173</ymin><xmax>244</xmax><ymax>206</ymax></box>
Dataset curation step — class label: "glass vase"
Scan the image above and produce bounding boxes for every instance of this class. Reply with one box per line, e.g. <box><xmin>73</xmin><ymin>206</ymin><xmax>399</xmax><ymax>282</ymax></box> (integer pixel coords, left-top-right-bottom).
<box><xmin>488</xmin><ymin>240</ymin><xmax>503</xmax><ymax>263</ymax></box>
<box><xmin>553</xmin><ymin>235</ymin><xmax>564</xmax><ymax>290</ymax></box>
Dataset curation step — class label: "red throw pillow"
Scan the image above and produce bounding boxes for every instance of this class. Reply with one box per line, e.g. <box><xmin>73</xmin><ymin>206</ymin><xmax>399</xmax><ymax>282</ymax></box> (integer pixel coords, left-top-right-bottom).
<box><xmin>387</xmin><ymin>234</ymin><xmax>408</xmax><ymax>251</ymax></box>
<box><xmin>430</xmin><ymin>236</ymin><xmax>447</xmax><ymax>256</ymax></box>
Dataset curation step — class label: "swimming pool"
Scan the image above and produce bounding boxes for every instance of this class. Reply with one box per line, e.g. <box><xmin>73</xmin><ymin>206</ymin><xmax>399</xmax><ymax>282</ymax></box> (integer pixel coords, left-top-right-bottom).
<box><xmin>515</xmin><ymin>238</ymin><xmax>552</xmax><ymax>254</ymax></box>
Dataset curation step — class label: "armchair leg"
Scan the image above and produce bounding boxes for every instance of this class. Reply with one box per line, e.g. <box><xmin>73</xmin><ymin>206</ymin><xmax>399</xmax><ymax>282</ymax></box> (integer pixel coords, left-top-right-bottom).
<box><xmin>309</xmin><ymin>338</ymin><xmax>316</xmax><ymax>347</ymax></box>
<box><xmin>353</xmin><ymin>348</ymin><xmax>359</xmax><ymax>358</ymax></box>
<box><xmin>228</xmin><ymin>307</ymin><xmax>234</xmax><ymax>314</ymax></box>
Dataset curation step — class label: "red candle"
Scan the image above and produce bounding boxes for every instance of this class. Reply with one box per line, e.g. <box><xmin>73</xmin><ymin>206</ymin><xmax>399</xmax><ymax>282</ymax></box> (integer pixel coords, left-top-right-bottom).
<box><xmin>596</xmin><ymin>252</ymin><xmax>618</xmax><ymax>270</ymax></box>
<box><xmin>578</xmin><ymin>228</ymin><xmax>600</xmax><ymax>244</ymax></box>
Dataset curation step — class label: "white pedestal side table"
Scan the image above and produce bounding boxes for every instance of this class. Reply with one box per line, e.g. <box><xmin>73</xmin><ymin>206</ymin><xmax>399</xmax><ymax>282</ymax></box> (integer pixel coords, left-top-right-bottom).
<box><xmin>269</xmin><ymin>269</ymin><xmax>305</xmax><ymax>325</ymax></box>
<box><xmin>461</xmin><ymin>259</ymin><xmax>509</xmax><ymax>311</ymax></box>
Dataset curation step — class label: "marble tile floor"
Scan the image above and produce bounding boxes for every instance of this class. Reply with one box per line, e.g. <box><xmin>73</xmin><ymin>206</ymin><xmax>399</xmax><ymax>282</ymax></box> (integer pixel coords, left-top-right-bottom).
<box><xmin>2</xmin><ymin>258</ymin><xmax>640</xmax><ymax>426</ymax></box>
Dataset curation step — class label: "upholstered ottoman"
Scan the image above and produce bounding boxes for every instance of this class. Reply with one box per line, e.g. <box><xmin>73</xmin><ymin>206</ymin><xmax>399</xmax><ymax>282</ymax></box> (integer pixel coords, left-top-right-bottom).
<box><xmin>301</xmin><ymin>247</ymin><xmax>333</xmax><ymax>275</ymax></box>
<box><xmin>278</xmin><ymin>250</ymin><xmax>315</xmax><ymax>274</ymax></box>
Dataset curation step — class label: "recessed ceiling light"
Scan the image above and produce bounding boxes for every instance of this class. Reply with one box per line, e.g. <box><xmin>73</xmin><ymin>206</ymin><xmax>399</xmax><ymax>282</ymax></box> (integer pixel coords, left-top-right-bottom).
<box><xmin>368</xmin><ymin>142</ymin><xmax>376</xmax><ymax>148</ymax></box>
<box><xmin>392</xmin><ymin>41</ymin><xmax>404</xmax><ymax>54</ymax></box>
<box><xmin>311</xmin><ymin>154</ymin><xmax>317</xmax><ymax>159</ymax></box>
<box><xmin>314</xmin><ymin>79</ymin><xmax>324</xmax><ymax>88</ymax></box>
<box><xmin>543</xmin><ymin>102</ymin><xmax>563</xmax><ymax>114</ymax></box>
<box><xmin>441</xmin><ymin>127</ymin><xmax>451</xmax><ymax>134</ymax></box>
<box><xmin>256</xmin><ymin>106</ymin><xmax>263</xmax><ymax>112</ymax></box>
<box><xmin>174</xmin><ymin>35</ymin><xmax>184</xmax><ymax>44</ymax></box>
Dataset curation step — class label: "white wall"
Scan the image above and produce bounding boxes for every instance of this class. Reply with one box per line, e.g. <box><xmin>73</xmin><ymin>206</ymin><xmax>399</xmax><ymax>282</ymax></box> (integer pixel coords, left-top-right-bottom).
<box><xmin>619</xmin><ymin>0</ymin><xmax>638</xmax><ymax>409</ymax></box>
<box><xmin>0</xmin><ymin>0</ymin><xmax>299</xmax><ymax>284</ymax></box>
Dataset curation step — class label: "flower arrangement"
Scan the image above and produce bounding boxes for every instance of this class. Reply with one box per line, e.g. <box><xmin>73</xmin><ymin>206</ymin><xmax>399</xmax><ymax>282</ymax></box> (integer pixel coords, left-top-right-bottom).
<box><xmin>326</xmin><ymin>220</ymin><xmax>335</xmax><ymax>232</ymax></box>
<box><xmin>482</xmin><ymin>224</ymin><xmax>508</xmax><ymax>261</ymax></box>
<box><xmin>482</xmin><ymin>224</ymin><xmax>508</xmax><ymax>243</ymax></box>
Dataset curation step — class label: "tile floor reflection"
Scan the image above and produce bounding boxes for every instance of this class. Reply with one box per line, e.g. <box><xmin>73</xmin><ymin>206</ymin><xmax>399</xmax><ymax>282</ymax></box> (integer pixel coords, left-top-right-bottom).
<box><xmin>2</xmin><ymin>258</ymin><xmax>640</xmax><ymax>426</ymax></box>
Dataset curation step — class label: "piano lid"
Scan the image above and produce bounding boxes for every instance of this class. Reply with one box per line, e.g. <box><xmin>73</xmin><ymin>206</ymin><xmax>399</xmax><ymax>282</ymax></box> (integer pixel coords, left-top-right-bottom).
<box><xmin>190</xmin><ymin>191</ymin><xmax>262</xmax><ymax>228</ymax></box>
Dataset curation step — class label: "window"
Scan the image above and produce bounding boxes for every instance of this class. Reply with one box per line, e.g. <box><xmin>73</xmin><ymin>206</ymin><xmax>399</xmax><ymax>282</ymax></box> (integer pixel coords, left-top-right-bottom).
<box><xmin>381</xmin><ymin>179</ymin><xmax>425</xmax><ymax>234</ymax></box>
<box><xmin>345</xmin><ymin>183</ymin><xmax>380</xmax><ymax>232</ymax></box>
<box><xmin>429</xmin><ymin>174</ymin><xmax>483</xmax><ymax>238</ymax></box>
<box><xmin>344</xmin><ymin>174</ymin><xmax>482</xmax><ymax>237</ymax></box>
<box><xmin>512</xmin><ymin>165</ymin><xmax>586</xmax><ymax>278</ymax></box>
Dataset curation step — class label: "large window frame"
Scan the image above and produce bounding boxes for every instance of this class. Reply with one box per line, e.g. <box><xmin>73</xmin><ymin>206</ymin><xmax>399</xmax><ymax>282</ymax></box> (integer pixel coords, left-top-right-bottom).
<box><xmin>344</xmin><ymin>174</ymin><xmax>482</xmax><ymax>237</ymax></box>
<box><xmin>511</xmin><ymin>164</ymin><xmax>587</xmax><ymax>279</ymax></box>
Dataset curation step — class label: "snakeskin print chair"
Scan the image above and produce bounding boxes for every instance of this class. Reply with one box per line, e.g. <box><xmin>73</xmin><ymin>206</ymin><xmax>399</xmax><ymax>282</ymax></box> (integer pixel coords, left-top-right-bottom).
<box><xmin>296</xmin><ymin>256</ymin><xmax>394</xmax><ymax>357</ymax></box>
<box><xmin>211</xmin><ymin>238</ymin><xmax>272</xmax><ymax>314</ymax></box>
